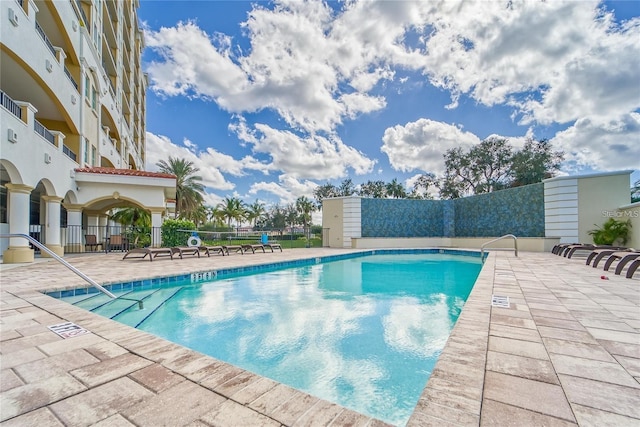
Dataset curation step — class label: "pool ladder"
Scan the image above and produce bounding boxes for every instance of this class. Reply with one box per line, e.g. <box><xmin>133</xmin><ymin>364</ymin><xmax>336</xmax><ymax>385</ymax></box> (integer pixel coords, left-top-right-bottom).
<box><xmin>480</xmin><ymin>234</ymin><xmax>518</xmax><ymax>262</ymax></box>
<box><xmin>0</xmin><ymin>233</ymin><xmax>143</xmax><ymax>309</ymax></box>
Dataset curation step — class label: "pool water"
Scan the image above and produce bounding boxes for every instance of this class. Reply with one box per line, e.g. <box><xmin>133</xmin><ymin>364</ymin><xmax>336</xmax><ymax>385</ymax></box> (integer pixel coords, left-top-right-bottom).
<box><xmin>137</xmin><ymin>253</ymin><xmax>480</xmax><ymax>425</ymax></box>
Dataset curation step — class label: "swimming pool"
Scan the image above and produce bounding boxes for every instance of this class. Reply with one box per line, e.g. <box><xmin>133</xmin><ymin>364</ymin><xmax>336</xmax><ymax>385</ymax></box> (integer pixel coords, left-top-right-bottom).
<box><xmin>51</xmin><ymin>251</ymin><xmax>482</xmax><ymax>425</ymax></box>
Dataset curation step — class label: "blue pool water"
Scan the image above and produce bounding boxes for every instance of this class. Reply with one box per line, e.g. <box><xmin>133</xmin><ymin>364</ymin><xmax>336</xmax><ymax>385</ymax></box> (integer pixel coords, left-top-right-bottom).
<box><xmin>54</xmin><ymin>252</ymin><xmax>481</xmax><ymax>425</ymax></box>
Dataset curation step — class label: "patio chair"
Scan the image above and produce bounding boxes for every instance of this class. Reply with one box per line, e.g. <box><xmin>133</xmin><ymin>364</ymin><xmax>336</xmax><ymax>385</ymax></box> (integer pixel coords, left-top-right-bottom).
<box><xmin>85</xmin><ymin>234</ymin><xmax>103</xmax><ymax>252</ymax></box>
<box><xmin>588</xmin><ymin>248</ymin><xmax>634</xmax><ymax>268</ymax></box>
<box><xmin>107</xmin><ymin>235</ymin><xmax>128</xmax><ymax>252</ymax></box>
<box><xmin>625</xmin><ymin>259</ymin><xmax>640</xmax><ymax>278</ymax></box>
<box><xmin>602</xmin><ymin>251</ymin><xmax>640</xmax><ymax>275</ymax></box>
<box><xmin>122</xmin><ymin>247</ymin><xmax>174</xmax><ymax>261</ymax></box>
<box><xmin>263</xmin><ymin>242</ymin><xmax>282</xmax><ymax>252</ymax></box>
<box><xmin>171</xmin><ymin>246</ymin><xmax>201</xmax><ymax>259</ymax></box>
<box><xmin>242</xmin><ymin>244</ymin><xmax>266</xmax><ymax>254</ymax></box>
<box><xmin>199</xmin><ymin>245</ymin><xmax>226</xmax><ymax>256</ymax></box>
<box><xmin>222</xmin><ymin>245</ymin><xmax>245</xmax><ymax>255</ymax></box>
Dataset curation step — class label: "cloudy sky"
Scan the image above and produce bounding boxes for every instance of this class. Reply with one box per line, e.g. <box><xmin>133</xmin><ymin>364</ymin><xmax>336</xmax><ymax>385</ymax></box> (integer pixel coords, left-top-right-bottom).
<box><xmin>140</xmin><ymin>0</ymin><xmax>639</xmax><ymax>209</ymax></box>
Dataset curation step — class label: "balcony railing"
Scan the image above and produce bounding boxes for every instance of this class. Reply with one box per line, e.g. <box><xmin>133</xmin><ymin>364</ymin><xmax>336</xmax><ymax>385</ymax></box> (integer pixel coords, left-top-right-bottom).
<box><xmin>35</xmin><ymin>21</ymin><xmax>57</xmax><ymax>57</ymax></box>
<box><xmin>63</xmin><ymin>145</ymin><xmax>77</xmax><ymax>162</ymax></box>
<box><xmin>0</xmin><ymin>91</ymin><xmax>22</xmax><ymax>119</ymax></box>
<box><xmin>34</xmin><ymin>120</ymin><xmax>55</xmax><ymax>145</ymax></box>
<box><xmin>73</xmin><ymin>0</ymin><xmax>89</xmax><ymax>26</ymax></box>
<box><xmin>64</xmin><ymin>67</ymin><xmax>79</xmax><ymax>90</ymax></box>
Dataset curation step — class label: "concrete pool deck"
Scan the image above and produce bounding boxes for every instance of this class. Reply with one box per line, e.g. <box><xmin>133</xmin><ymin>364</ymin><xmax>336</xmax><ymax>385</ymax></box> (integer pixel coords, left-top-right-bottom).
<box><xmin>1</xmin><ymin>249</ymin><xmax>638</xmax><ymax>426</ymax></box>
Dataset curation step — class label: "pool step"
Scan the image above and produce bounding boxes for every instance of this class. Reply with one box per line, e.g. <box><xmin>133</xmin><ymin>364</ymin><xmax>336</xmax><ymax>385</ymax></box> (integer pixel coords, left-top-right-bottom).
<box><xmin>92</xmin><ymin>289</ymin><xmax>158</xmax><ymax>319</ymax></box>
<box><xmin>111</xmin><ymin>287</ymin><xmax>184</xmax><ymax>328</ymax></box>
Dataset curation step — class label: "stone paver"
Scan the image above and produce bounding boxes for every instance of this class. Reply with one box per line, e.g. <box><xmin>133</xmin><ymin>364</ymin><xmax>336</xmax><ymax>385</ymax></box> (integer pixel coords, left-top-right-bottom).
<box><xmin>1</xmin><ymin>249</ymin><xmax>639</xmax><ymax>426</ymax></box>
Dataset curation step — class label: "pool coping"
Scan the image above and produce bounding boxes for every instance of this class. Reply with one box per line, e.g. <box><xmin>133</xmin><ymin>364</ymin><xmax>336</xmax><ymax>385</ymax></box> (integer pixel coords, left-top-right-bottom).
<box><xmin>2</xmin><ymin>248</ymin><xmax>639</xmax><ymax>425</ymax></box>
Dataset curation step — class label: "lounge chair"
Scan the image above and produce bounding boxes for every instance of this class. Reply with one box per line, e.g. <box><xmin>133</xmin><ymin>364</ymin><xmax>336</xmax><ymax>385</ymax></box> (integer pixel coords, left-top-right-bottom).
<box><xmin>85</xmin><ymin>234</ymin><xmax>103</xmax><ymax>252</ymax></box>
<box><xmin>563</xmin><ymin>244</ymin><xmax>597</xmax><ymax>258</ymax></box>
<box><xmin>602</xmin><ymin>251</ymin><xmax>640</xmax><ymax>274</ymax></box>
<box><xmin>123</xmin><ymin>247</ymin><xmax>174</xmax><ymax>261</ymax></box>
<box><xmin>587</xmin><ymin>247</ymin><xmax>634</xmax><ymax>270</ymax></box>
<box><xmin>171</xmin><ymin>246</ymin><xmax>200</xmax><ymax>259</ymax></box>
<box><xmin>586</xmin><ymin>248</ymin><xmax>622</xmax><ymax>266</ymax></box>
<box><xmin>222</xmin><ymin>245</ymin><xmax>244</xmax><ymax>255</ymax></box>
<box><xmin>242</xmin><ymin>244</ymin><xmax>266</xmax><ymax>254</ymax></box>
<box><xmin>626</xmin><ymin>259</ymin><xmax>640</xmax><ymax>278</ymax></box>
<box><xmin>199</xmin><ymin>245</ymin><xmax>225</xmax><ymax>256</ymax></box>
<box><xmin>263</xmin><ymin>242</ymin><xmax>282</xmax><ymax>252</ymax></box>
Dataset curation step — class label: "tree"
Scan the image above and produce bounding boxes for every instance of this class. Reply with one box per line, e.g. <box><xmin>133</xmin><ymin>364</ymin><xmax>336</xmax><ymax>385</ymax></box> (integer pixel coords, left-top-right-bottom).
<box><xmin>386</xmin><ymin>178</ymin><xmax>408</xmax><ymax>199</ymax></box>
<box><xmin>313</xmin><ymin>183</ymin><xmax>339</xmax><ymax>210</ymax></box>
<box><xmin>338</xmin><ymin>178</ymin><xmax>356</xmax><ymax>196</ymax></box>
<box><xmin>246</xmin><ymin>199</ymin><xmax>267</xmax><ymax>228</ymax></box>
<box><xmin>296</xmin><ymin>196</ymin><xmax>315</xmax><ymax>237</ymax></box>
<box><xmin>359</xmin><ymin>180</ymin><xmax>387</xmax><ymax>198</ymax></box>
<box><xmin>156</xmin><ymin>157</ymin><xmax>205</xmax><ymax>219</ymax></box>
<box><xmin>443</xmin><ymin>137</ymin><xmax>513</xmax><ymax>197</ymax></box>
<box><xmin>510</xmin><ymin>139</ymin><xmax>564</xmax><ymax>186</ymax></box>
<box><xmin>110</xmin><ymin>207</ymin><xmax>151</xmax><ymax>247</ymax></box>
<box><xmin>410</xmin><ymin>173</ymin><xmax>438</xmax><ymax>199</ymax></box>
<box><xmin>110</xmin><ymin>207</ymin><xmax>150</xmax><ymax>227</ymax></box>
<box><xmin>217</xmin><ymin>197</ymin><xmax>246</xmax><ymax>228</ymax></box>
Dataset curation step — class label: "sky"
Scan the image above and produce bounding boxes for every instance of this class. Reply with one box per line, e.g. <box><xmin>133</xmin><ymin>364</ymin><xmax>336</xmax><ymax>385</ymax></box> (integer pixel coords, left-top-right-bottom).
<box><xmin>139</xmin><ymin>0</ymin><xmax>640</xmax><ymax>213</ymax></box>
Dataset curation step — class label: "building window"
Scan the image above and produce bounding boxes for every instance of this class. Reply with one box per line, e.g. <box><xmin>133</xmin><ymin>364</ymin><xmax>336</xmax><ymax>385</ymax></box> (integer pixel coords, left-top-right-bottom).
<box><xmin>85</xmin><ymin>75</ymin><xmax>90</xmax><ymax>98</ymax></box>
<box><xmin>84</xmin><ymin>138</ymin><xmax>89</xmax><ymax>163</ymax></box>
<box><xmin>91</xmin><ymin>146</ymin><xmax>96</xmax><ymax>166</ymax></box>
<box><xmin>91</xmin><ymin>88</ymin><xmax>97</xmax><ymax>110</ymax></box>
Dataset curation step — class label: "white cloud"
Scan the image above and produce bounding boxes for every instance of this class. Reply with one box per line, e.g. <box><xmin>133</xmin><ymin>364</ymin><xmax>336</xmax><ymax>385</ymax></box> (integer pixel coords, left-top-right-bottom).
<box><xmin>244</xmin><ymin>124</ymin><xmax>375</xmax><ymax>180</ymax></box>
<box><xmin>420</xmin><ymin>1</ymin><xmax>640</xmax><ymax>123</ymax></box>
<box><xmin>249</xmin><ymin>174</ymin><xmax>319</xmax><ymax>205</ymax></box>
<box><xmin>381</xmin><ymin>119</ymin><xmax>481</xmax><ymax>174</ymax></box>
<box><xmin>144</xmin><ymin>1</ymin><xmax>640</xmax><ymax>184</ymax></box>
<box><xmin>551</xmin><ymin>113</ymin><xmax>640</xmax><ymax>172</ymax></box>
<box><xmin>146</xmin><ymin>132</ymin><xmax>245</xmax><ymax>191</ymax></box>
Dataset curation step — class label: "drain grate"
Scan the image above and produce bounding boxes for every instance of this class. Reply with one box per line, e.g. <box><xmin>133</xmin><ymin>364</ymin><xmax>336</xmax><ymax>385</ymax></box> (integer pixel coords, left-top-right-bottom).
<box><xmin>491</xmin><ymin>295</ymin><xmax>510</xmax><ymax>308</ymax></box>
<box><xmin>48</xmin><ymin>321</ymin><xmax>91</xmax><ymax>339</ymax></box>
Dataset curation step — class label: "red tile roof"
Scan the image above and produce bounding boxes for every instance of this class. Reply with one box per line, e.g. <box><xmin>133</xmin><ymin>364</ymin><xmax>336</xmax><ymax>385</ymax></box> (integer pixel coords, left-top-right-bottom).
<box><xmin>74</xmin><ymin>167</ymin><xmax>176</xmax><ymax>179</ymax></box>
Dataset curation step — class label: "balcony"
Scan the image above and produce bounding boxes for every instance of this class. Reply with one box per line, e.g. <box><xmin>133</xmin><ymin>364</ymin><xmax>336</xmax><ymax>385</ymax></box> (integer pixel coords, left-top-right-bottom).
<box><xmin>35</xmin><ymin>21</ymin><xmax>56</xmax><ymax>57</ymax></box>
<box><xmin>1</xmin><ymin>91</ymin><xmax>22</xmax><ymax>120</ymax></box>
<box><xmin>35</xmin><ymin>119</ymin><xmax>56</xmax><ymax>145</ymax></box>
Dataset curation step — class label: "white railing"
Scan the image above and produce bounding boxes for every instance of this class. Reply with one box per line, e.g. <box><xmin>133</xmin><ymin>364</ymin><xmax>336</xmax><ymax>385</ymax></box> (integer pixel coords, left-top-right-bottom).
<box><xmin>481</xmin><ymin>234</ymin><xmax>518</xmax><ymax>261</ymax></box>
<box><xmin>0</xmin><ymin>234</ymin><xmax>144</xmax><ymax>309</ymax></box>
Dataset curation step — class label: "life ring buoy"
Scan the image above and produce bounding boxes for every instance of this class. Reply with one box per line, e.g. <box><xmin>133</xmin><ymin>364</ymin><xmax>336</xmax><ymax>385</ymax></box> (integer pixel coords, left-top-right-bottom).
<box><xmin>187</xmin><ymin>236</ymin><xmax>202</xmax><ymax>247</ymax></box>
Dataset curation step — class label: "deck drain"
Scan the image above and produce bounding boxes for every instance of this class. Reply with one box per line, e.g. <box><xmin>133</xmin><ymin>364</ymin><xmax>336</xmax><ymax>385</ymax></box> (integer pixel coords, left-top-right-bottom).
<box><xmin>491</xmin><ymin>295</ymin><xmax>510</xmax><ymax>308</ymax></box>
<box><xmin>48</xmin><ymin>322</ymin><xmax>91</xmax><ymax>339</ymax></box>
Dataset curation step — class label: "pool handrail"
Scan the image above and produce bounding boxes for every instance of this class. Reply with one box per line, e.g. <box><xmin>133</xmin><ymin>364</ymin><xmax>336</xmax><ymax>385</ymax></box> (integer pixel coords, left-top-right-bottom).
<box><xmin>0</xmin><ymin>233</ymin><xmax>117</xmax><ymax>298</ymax></box>
<box><xmin>481</xmin><ymin>234</ymin><xmax>518</xmax><ymax>261</ymax></box>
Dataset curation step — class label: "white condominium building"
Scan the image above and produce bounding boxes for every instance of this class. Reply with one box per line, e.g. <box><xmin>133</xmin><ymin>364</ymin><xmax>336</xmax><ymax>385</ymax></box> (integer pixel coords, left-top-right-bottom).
<box><xmin>1</xmin><ymin>0</ymin><xmax>175</xmax><ymax>263</ymax></box>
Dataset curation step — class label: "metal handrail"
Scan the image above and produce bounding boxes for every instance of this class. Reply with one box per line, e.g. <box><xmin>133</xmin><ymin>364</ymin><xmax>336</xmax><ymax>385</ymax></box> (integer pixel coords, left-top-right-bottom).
<box><xmin>481</xmin><ymin>234</ymin><xmax>518</xmax><ymax>261</ymax></box>
<box><xmin>0</xmin><ymin>233</ymin><xmax>118</xmax><ymax>299</ymax></box>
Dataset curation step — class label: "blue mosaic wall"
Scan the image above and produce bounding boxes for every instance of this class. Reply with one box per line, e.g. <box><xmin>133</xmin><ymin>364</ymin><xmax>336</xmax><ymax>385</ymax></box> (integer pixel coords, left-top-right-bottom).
<box><xmin>453</xmin><ymin>183</ymin><xmax>545</xmax><ymax>237</ymax></box>
<box><xmin>361</xmin><ymin>199</ymin><xmax>444</xmax><ymax>237</ymax></box>
<box><xmin>360</xmin><ymin>183</ymin><xmax>545</xmax><ymax>238</ymax></box>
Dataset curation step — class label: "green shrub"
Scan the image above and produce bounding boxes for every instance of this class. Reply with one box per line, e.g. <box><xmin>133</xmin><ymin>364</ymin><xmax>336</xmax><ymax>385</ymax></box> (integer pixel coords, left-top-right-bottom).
<box><xmin>162</xmin><ymin>219</ymin><xmax>196</xmax><ymax>247</ymax></box>
<box><xmin>588</xmin><ymin>218</ymin><xmax>632</xmax><ymax>246</ymax></box>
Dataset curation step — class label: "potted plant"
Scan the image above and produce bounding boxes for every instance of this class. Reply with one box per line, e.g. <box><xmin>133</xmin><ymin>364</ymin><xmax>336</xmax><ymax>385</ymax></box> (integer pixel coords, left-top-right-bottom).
<box><xmin>588</xmin><ymin>218</ymin><xmax>632</xmax><ymax>246</ymax></box>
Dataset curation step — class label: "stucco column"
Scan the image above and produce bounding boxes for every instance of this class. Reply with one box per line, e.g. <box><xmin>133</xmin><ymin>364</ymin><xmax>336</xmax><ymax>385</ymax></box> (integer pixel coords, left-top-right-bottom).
<box><xmin>3</xmin><ymin>183</ymin><xmax>35</xmax><ymax>263</ymax></box>
<box><xmin>42</xmin><ymin>195</ymin><xmax>64</xmax><ymax>257</ymax></box>
<box><xmin>98</xmin><ymin>215</ymin><xmax>108</xmax><ymax>246</ymax></box>
<box><xmin>86</xmin><ymin>213</ymin><xmax>100</xmax><ymax>237</ymax></box>
<box><xmin>150</xmin><ymin>208</ymin><xmax>164</xmax><ymax>248</ymax></box>
<box><xmin>63</xmin><ymin>204</ymin><xmax>83</xmax><ymax>252</ymax></box>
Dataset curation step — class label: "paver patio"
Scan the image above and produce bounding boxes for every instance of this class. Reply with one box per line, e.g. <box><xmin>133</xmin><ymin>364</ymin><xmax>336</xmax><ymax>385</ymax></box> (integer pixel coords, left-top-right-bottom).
<box><xmin>1</xmin><ymin>249</ymin><xmax>638</xmax><ymax>426</ymax></box>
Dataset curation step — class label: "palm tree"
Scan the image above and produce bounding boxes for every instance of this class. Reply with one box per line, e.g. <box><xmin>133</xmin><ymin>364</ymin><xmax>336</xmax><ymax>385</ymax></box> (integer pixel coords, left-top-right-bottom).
<box><xmin>386</xmin><ymin>178</ymin><xmax>407</xmax><ymax>199</ymax></box>
<box><xmin>156</xmin><ymin>157</ymin><xmax>205</xmax><ymax>219</ymax></box>
<box><xmin>217</xmin><ymin>197</ymin><xmax>246</xmax><ymax>228</ymax></box>
<box><xmin>110</xmin><ymin>207</ymin><xmax>151</xmax><ymax>247</ymax></box>
<box><xmin>246</xmin><ymin>199</ymin><xmax>267</xmax><ymax>228</ymax></box>
<box><xmin>296</xmin><ymin>196</ymin><xmax>315</xmax><ymax>245</ymax></box>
